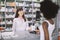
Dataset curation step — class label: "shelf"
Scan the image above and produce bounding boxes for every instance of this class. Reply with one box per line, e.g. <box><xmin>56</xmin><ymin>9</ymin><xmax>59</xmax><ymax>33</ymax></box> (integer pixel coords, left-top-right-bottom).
<box><xmin>0</xmin><ymin>17</ymin><xmax>5</xmax><ymax>19</ymax></box>
<box><xmin>0</xmin><ymin>22</ymin><xmax>13</xmax><ymax>25</ymax></box>
<box><xmin>0</xmin><ymin>8</ymin><xmax>16</xmax><ymax>13</ymax></box>
<box><xmin>0</xmin><ymin>11</ymin><xmax>15</xmax><ymax>13</ymax></box>
<box><xmin>0</xmin><ymin>2</ymin><xmax>40</xmax><ymax>8</ymax></box>
<box><xmin>6</xmin><ymin>2</ymin><xmax>16</xmax><ymax>7</ymax></box>
<box><xmin>0</xmin><ymin>7</ymin><xmax>39</xmax><ymax>13</ymax></box>
<box><xmin>5</xmin><ymin>17</ymin><xmax>14</xmax><ymax>19</ymax></box>
<box><xmin>16</xmin><ymin>5</ymin><xmax>40</xmax><ymax>8</ymax></box>
<box><xmin>25</xmin><ymin>14</ymin><xmax>36</xmax><ymax>18</ymax></box>
<box><xmin>4</xmin><ymin>28</ymin><xmax>12</xmax><ymax>32</ymax></box>
<box><xmin>1</xmin><ymin>18</ymin><xmax>13</xmax><ymax>19</ymax></box>
<box><xmin>6</xmin><ymin>23</ymin><xmax>13</xmax><ymax>25</ymax></box>
<box><xmin>16</xmin><ymin>0</ymin><xmax>40</xmax><ymax>3</ymax></box>
<box><xmin>25</xmin><ymin>6</ymin><xmax>40</xmax><ymax>8</ymax></box>
<box><xmin>28</xmin><ymin>21</ymin><xmax>33</xmax><ymax>23</ymax></box>
<box><xmin>0</xmin><ymin>22</ymin><xmax>5</xmax><ymax>25</ymax></box>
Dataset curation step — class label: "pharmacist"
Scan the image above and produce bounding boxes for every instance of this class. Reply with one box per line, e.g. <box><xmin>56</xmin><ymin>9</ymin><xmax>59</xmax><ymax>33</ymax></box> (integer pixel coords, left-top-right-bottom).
<box><xmin>12</xmin><ymin>7</ymin><xmax>29</xmax><ymax>40</ymax></box>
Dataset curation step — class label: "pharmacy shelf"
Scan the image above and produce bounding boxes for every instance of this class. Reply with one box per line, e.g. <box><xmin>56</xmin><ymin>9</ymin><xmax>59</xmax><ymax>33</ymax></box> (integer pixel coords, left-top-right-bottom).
<box><xmin>0</xmin><ymin>17</ymin><xmax>15</xmax><ymax>19</ymax></box>
<box><xmin>0</xmin><ymin>21</ymin><xmax>13</xmax><ymax>24</ymax></box>
<box><xmin>0</xmin><ymin>23</ymin><xmax>12</xmax><ymax>25</ymax></box>
<box><xmin>16</xmin><ymin>0</ymin><xmax>40</xmax><ymax>3</ymax></box>
<box><xmin>16</xmin><ymin>5</ymin><xmax>40</xmax><ymax>8</ymax></box>
<box><xmin>0</xmin><ymin>0</ymin><xmax>40</xmax><ymax>30</ymax></box>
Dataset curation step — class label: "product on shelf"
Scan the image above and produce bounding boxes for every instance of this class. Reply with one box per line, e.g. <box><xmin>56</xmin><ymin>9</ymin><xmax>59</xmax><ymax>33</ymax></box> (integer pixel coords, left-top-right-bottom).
<box><xmin>33</xmin><ymin>3</ymin><xmax>40</xmax><ymax>7</ymax></box>
<box><xmin>0</xmin><ymin>1</ymin><xmax>5</xmax><ymax>6</ymax></box>
<box><xmin>2</xmin><ymin>32</ymin><xmax>14</xmax><ymax>39</ymax></box>
<box><xmin>12</xmin><ymin>8</ymin><xmax>17</xmax><ymax>12</ymax></box>
<box><xmin>0</xmin><ymin>22</ymin><xmax>5</xmax><ymax>25</ymax></box>
<box><xmin>6</xmin><ymin>20</ymin><xmax>12</xmax><ymax>24</ymax></box>
<box><xmin>0</xmin><ymin>27</ymin><xmax>5</xmax><ymax>30</ymax></box>
<box><xmin>25</xmin><ymin>14</ymin><xmax>36</xmax><ymax>18</ymax></box>
<box><xmin>5</xmin><ymin>13</ymin><xmax>15</xmax><ymax>18</ymax></box>
<box><xmin>16</xmin><ymin>2</ymin><xmax>19</xmax><ymax>6</ymax></box>
<box><xmin>0</xmin><ymin>0</ymin><xmax>40</xmax><ymax>30</ymax></box>
<box><xmin>6</xmin><ymin>2</ymin><xmax>16</xmax><ymax>6</ymax></box>
<box><xmin>0</xmin><ymin>7</ymin><xmax>5</xmax><ymax>12</ymax></box>
<box><xmin>19</xmin><ymin>3</ymin><xmax>24</xmax><ymax>6</ymax></box>
<box><xmin>58</xmin><ymin>30</ymin><xmax>60</xmax><ymax>40</ymax></box>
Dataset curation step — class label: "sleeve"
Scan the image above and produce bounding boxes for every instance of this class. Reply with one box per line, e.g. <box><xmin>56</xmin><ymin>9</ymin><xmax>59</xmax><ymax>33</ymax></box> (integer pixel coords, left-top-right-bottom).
<box><xmin>12</xmin><ymin>19</ymin><xmax>16</xmax><ymax>33</ymax></box>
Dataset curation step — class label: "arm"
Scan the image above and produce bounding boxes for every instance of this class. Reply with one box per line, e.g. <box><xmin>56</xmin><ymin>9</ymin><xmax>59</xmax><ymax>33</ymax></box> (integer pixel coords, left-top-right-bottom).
<box><xmin>25</xmin><ymin>20</ymin><xmax>29</xmax><ymax>31</ymax></box>
<box><xmin>42</xmin><ymin>22</ymin><xmax>49</xmax><ymax>40</ymax></box>
<box><xmin>25</xmin><ymin>20</ymin><xmax>32</xmax><ymax>31</ymax></box>
<box><xmin>35</xmin><ymin>27</ymin><xmax>40</xmax><ymax>34</ymax></box>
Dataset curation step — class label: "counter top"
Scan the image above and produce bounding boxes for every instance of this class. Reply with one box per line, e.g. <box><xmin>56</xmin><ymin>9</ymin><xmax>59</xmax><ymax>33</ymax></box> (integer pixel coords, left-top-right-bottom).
<box><xmin>0</xmin><ymin>32</ymin><xmax>40</xmax><ymax>40</ymax></box>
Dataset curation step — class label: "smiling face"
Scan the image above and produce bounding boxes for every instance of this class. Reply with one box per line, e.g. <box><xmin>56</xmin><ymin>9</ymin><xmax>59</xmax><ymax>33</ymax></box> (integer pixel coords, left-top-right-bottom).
<box><xmin>18</xmin><ymin>10</ymin><xmax>24</xmax><ymax>17</ymax></box>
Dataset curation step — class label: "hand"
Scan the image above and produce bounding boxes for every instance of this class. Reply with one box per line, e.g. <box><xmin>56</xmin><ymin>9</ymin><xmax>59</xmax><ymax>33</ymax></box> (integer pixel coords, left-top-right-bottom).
<box><xmin>26</xmin><ymin>26</ymin><xmax>31</xmax><ymax>31</ymax></box>
<box><xmin>35</xmin><ymin>30</ymin><xmax>40</xmax><ymax>35</ymax></box>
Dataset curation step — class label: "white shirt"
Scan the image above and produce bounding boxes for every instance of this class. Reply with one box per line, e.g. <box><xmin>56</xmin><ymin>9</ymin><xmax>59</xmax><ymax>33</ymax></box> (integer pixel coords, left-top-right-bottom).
<box><xmin>39</xmin><ymin>20</ymin><xmax>55</xmax><ymax>40</ymax></box>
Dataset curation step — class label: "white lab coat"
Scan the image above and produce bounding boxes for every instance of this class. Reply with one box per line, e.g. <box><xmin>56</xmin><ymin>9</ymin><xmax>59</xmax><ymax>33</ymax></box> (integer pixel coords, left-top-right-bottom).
<box><xmin>12</xmin><ymin>18</ymin><xmax>29</xmax><ymax>39</ymax></box>
<box><xmin>12</xmin><ymin>18</ymin><xmax>28</xmax><ymax>31</ymax></box>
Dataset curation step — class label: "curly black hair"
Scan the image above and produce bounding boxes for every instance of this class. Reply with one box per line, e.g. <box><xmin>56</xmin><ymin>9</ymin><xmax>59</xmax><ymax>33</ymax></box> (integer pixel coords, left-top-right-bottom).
<box><xmin>40</xmin><ymin>0</ymin><xmax>59</xmax><ymax>19</ymax></box>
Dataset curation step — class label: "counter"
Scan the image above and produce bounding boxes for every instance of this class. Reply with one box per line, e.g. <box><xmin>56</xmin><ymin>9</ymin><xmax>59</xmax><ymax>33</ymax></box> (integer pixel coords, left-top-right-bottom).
<box><xmin>0</xmin><ymin>32</ymin><xmax>40</xmax><ymax>40</ymax></box>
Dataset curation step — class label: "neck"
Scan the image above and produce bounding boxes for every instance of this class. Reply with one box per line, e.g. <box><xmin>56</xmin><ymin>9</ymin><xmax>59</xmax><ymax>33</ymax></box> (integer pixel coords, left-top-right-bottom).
<box><xmin>46</xmin><ymin>18</ymin><xmax>52</xmax><ymax>20</ymax></box>
<box><xmin>46</xmin><ymin>19</ymin><xmax>54</xmax><ymax>24</ymax></box>
<box><xmin>46</xmin><ymin>19</ymin><xmax>53</xmax><ymax>22</ymax></box>
<box><xmin>18</xmin><ymin>16</ymin><xmax>23</xmax><ymax>19</ymax></box>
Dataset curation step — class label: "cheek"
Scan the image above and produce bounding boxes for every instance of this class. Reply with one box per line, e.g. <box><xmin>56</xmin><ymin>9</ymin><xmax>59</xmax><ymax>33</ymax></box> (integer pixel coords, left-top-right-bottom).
<box><xmin>18</xmin><ymin>11</ymin><xmax>24</xmax><ymax>16</ymax></box>
<box><xmin>18</xmin><ymin>13</ymin><xmax>23</xmax><ymax>16</ymax></box>
<box><xmin>18</xmin><ymin>12</ymin><xmax>20</xmax><ymax>15</ymax></box>
<box><xmin>22</xmin><ymin>13</ymin><xmax>24</xmax><ymax>15</ymax></box>
<box><xmin>18</xmin><ymin>12</ymin><xmax>21</xmax><ymax>15</ymax></box>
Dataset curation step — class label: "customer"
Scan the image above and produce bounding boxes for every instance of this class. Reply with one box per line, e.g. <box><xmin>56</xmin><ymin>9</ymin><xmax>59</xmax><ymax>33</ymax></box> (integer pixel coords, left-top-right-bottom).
<box><xmin>39</xmin><ymin>0</ymin><xmax>59</xmax><ymax>40</ymax></box>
